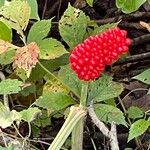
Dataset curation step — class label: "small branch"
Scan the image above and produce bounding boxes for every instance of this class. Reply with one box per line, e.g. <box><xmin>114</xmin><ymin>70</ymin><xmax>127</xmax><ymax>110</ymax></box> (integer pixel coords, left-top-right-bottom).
<box><xmin>0</xmin><ymin>71</ymin><xmax>9</xmax><ymax>111</ymax></box>
<box><xmin>88</xmin><ymin>106</ymin><xmax>119</xmax><ymax>150</ymax></box>
<box><xmin>113</xmin><ymin>51</ymin><xmax>150</xmax><ymax>65</ymax></box>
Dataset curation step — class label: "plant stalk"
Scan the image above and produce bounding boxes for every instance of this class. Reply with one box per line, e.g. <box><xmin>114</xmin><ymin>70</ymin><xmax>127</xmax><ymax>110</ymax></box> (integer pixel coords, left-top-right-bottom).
<box><xmin>72</xmin><ymin>82</ymin><xmax>89</xmax><ymax>150</ymax></box>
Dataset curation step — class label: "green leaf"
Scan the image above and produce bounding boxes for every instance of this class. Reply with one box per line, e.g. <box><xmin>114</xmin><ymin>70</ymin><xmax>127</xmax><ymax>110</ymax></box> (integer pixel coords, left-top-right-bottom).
<box><xmin>0</xmin><ymin>0</ymin><xmax>4</xmax><ymax>8</ymax></box>
<box><xmin>27</xmin><ymin>19</ymin><xmax>51</xmax><ymax>44</ymax></box>
<box><xmin>92</xmin><ymin>22</ymin><xmax>118</xmax><ymax>35</ymax></box>
<box><xmin>88</xmin><ymin>75</ymin><xmax>124</xmax><ymax>102</ymax></box>
<box><xmin>132</xmin><ymin>69</ymin><xmax>150</xmax><ymax>84</ymax></box>
<box><xmin>0</xmin><ymin>49</ymin><xmax>16</xmax><ymax>65</ymax></box>
<box><xmin>59</xmin><ymin>4</ymin><xmax>87</xmax><ymax>49</ymax></box>
<box><xmin>20</xmin><ymin>107</ymin><xmax>41</xmax><ymax>122</ymax></box>
<box><xmin>0</xmin><ymin>79</ymin><xmax>22</xmax><ymax>95</ymax></box>
<box><xmin>0</xmin><ymin>0</ymin><xmax>31</xmax><ymax>35</ymax></box>
<box><xmin>116</xmin><ymin>0</ymin><xmax>147</xmax><ymax>14</ymax></box>
<box><xmin>0</xmin><ymin>102</ymin><xmax>21</xmax><ymax>128</ymax></box>
<box><xmin>58</xmin><ymin>65</ymin><xmax>82</xmax><ymax>97</ymax></box>
<box><xmin>35</xmin><ymin>92</ymin><xmax>75</xmax><ymax>111</ymax></box>
<box><xmin>0</xmin><ymin>21</ymin><xmax>12</xmax><ymax>41</ymax></box>
<box><xmin>127</xmin><ymin>106</ymin><xmax>144</xmax><ymax>119</ymax></box>
<box><xmin>27</xmin><ymin>0</ymin><xmax>39</xmax><ymax>20</ymax></box>
<box><xmin>94</xmin><ymin>104</ymin><xmax>127</xmax><ymax>126</ymax></box>
<box><xmin>148</xmin><ymin>0</ymin><xmax>150</xmax><ymax>4</ymax></box>
<box><xmin>128</xmin><ymin>119</ymin><xmax>150</xmax><ymax>141</ymax></box>
<box><xmin>86</xmin><ymin>0</ymin><xmax>94</xmax><ymax>7</ymax></box>
<box><xmin>39</xmin><ymin>38</ymin><xmax>68</xmax><ymax>60</ymax></box>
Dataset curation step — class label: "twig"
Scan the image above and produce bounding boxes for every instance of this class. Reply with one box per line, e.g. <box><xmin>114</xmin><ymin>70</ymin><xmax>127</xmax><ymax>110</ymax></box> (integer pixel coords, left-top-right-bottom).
<box><xmin>42</xmin><ymin>0</ymin><xmax>48</xmax><ymax>19</ymax></box>
<box><xmin>88</xmin><ymin>105</ymin><xmax>119</xmax><ymax>150</ymax></box>
<box><xmin>113</xmin><ymin>51</ymin><xmax>150</xmax><ymax>65</ymax></box>
<box><xmin>0</xmin><ymin>71</ymin><xmax>9</xmax><ymax>111</ymax></box>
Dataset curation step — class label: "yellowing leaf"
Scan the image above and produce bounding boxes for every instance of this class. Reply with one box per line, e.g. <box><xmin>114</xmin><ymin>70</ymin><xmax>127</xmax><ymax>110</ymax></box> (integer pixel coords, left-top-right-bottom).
<box><xmin>39</xmin><ymin>38</ymin><xmax>68</xmax><ymax>60</ymax></box>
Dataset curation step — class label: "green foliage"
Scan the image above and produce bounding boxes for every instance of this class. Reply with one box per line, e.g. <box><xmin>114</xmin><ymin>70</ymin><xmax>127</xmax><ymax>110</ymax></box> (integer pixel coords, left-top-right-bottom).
<box><xmin>59</xmin><ymin>4</ymin><xmax>87</xmax><ymax>49</ymax></box>
<box><xmin>128</xmin><ymin>119</ymin><xmax>150</xmax><ymax>141</ymax></box>
<box><xmin>88</xmin><ymin>75</ymin><xmax>124</xmax><ymax>102</ymax></box>
<box><xmin>39</xmin><ymin>38</ymin><xmax>68</xmax><ymax>60</ymax></box>
<box><xmin>20</xmin><ymin>107</ymin><xmax>41</xmax><ymax>122</ymax></box>
<box><xmin>0</xmin><ymin>79</ymin><xmax>22</xmax><ymax>95</ymax></box>
<box><xmin>26</xmin><ymin>0</ymin><xmax>39</xmax><ymax>20</ymax></box>
<box><xmin>0</xmin><ymin>102</ymin><xmax>21</xmax><ymax>128</ymax></box>
<box><xmin>116</xmin><ymin>0</ymin><xmax>147</xmax><ymax>14</ymax></box>
<box><xmin>133</xmin><ymin>69</ymin><xmax>150</xmax><ymax>84</ymax></box>
<box><xmin>58</xmin><ymin>65</ymin><xmax>82</xmax><ymax>97</ymax></box>
<box><xmin>127</xmin><ymin>106</ymin><xmax>144</xmax><ymax>119</ymax></box>
<box><xmin>0</xmin><ymin>21</ymin><xmax>12</xmax><ymax>42</ymax></box>
<box><xmin>27</xmin><ymin>19</ymin><xmax>51</xmax><ymax>44</ymax></box>
<box><xmin>0</xmin><ymin>49</ymin><xmax>16</xmax><ymax>65</ymax></box>
<box><xmin>0</xmin><ymin>0</ymin><xmax>4</xmax><ymax>8</ymax></box>
<box><xmin>34</xmin><ymin>92</ymin><xmax>75</xmax><ymax>111</ymax></box>
<box><xmin>86</xmin><ymin>0</ymin><xmax>94</xmax><ymax>7</ymax></box>
<box><xmin>94</xmin><ymin>104</ymin><xmax>127</xmax><ymax>126</ymax></box>
<box><xmin>0</xmin><ymin>0</ymin><xmax>31</xmax><ymax>36</ymax></box>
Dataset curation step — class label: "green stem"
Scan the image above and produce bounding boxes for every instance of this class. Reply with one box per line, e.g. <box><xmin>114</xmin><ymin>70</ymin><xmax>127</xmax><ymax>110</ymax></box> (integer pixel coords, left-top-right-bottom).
<box><xmin>48</xmin><ymin>106</ymin><xmax>86</xmax><ymax>150</ymax></box>
<box><xmin>72</xmin><ymin>82</ymin><xmax>89</xmax><ymax>150</ymax></box>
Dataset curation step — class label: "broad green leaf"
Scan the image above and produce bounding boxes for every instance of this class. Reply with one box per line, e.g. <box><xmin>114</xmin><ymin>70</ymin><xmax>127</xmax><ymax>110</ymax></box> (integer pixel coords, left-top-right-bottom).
<box><xmin>92</xmin><ymin>22</ymin><xmax>118</xmax><ymax>35</ymax></box>
<box><xmin>35</xmin><ymin>92</ymin><xmax>75</xmax><ymax>111</ymax></box>
<box><xmin>0</xmin><ymin>102</ymin><xmax>21</xmax><ymax>128</ymax></box>
<box><xmin>94</xmin><ymin>104</ymin><xmax>127</xmax><ymax>126</ymax></box>
<box><xmin>0</xmin><ymin>21</ymin><xmax>12</xmax><ymax>41</ymax></box>
<box><xmin>0</xmin><ymin>0</ymin><xmax>31</xmax><ymax>35</ymax></box>
<box><xmin>132</xmin><ymin>69</ymin><xmax>150</xmax><ymax>84</ymax></box>
<box><xmin>39</xmin><ymin>38</ymin><xmax>68</xmax><ymax>60</ymax></box>
<box><xmin>128</xmin><ymin>119</ymin><xmax>150</xmax><ymax>141</ymax></box>
<box><xmin>148</xmin><ymin>0</ymin><xmax>150</xmax><ymax>4</ymax></box>
<box><xmin>0</xmin><ymin>79</ymin><xmax>22</xmax><ymax>95</ymax></box>
<box><xmin>0</xmin><ymin>49</ymin><xmax>16</xmax><ymax>65</ymax></box>
<box><xmin>127</xmin><ymin>106</ymin><xmax>144</xmax><ymax>119</ymax></box>
<box><xmin>29</xmin><ymin>54</ymin><xmax>69</xmax><ymax>81</ymax></box>
<box><xmin>0</xmin><ymin>0</ymin><xmax>4</xmax><ymax>8</ymax></box>
<box><xmin>15</xmin><ymin>68</ymin><xmax>28</xmax><ymax>82</ymax></box>
<box><xmin>88</xmin><ymin>75</ymin><xmax>124</xmax><ymax>102</ymax></box>
<box><xmin>20</xmin><ymin>107</ymin><xmax>41</xmax><ymax>122</ymax></box>
<box><xmin>27</xmin><ymin>19</ymin><xmax>51</xmax><ymax>44</ymax></box>
<box><xmin>43</xmin><ymin>76</ymin><xmax>69</xmax><ymax>95</ymax></box>
<box><xmin>58</xmin><ymin>65</ymin><xmax>82</xmax><ymax>97</ymax></box>
<box><xmin>86</xmin><ymin>0</ymin><xmax>94</xmax><ymax>7</ymax></box>
<box><xmin>116</xmin><ymin>0</ymin><xmax>147</xmax><ymax>14</ymax></box>
<box><xmin>27</xmin><ymin>0</ymin><xmax>39</xmax><ymax>20</ymax></box>
<box><xmin>59</xmin><ymin>4</ymin><xmax>87</xmax><ymax>49</ymax></box>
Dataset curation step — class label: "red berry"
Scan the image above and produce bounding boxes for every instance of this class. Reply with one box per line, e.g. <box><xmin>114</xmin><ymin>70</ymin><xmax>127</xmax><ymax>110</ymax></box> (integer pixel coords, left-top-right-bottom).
<box><xmin>69</xmin><ymin>27</ymin><xmax>132</xmax><ymax>81</ymax></box>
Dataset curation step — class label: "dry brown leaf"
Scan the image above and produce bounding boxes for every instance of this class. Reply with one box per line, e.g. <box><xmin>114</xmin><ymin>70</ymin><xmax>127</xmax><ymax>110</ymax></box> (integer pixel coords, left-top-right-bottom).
<box><xmin>140</xmin><ymin>21</ymin><xmax>150</xmax><ymax>32</ymax></box>
<box><xmin>13</xmin><ymin>42</ymin><xmax>40</xmax><ymax>77</ymax></box>
<box><xmin>0</xmin><ymin>40</ymin><xmax>13</xmax><ymax>54</ymax></box>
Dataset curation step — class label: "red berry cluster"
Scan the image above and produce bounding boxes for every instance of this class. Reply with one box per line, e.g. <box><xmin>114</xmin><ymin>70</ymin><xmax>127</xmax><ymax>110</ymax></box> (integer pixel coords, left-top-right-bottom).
<box><xmin>69</xmin><ymin>27</ymin><xmax>132</xmax><ymax>81</ymax></box>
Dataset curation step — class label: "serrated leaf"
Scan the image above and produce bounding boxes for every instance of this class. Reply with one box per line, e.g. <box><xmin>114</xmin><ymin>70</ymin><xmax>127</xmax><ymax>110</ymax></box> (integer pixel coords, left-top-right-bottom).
<box><xmin>116</xmin><ymin>0</ymin><xmax>146</xmax><ymax>14</ymax></box>
<box><xmin>43</xmin><ymin>76</ymin><xmax>69</xmax><ymax>95</ymax></box>
<box><xmin>94</xmin><ymin>104</ymin><xmax>127</xmax><ymax>125</ymax></box>
<box><xmin>88</xmin><ymin>75</ymin><xmax>124</xmax><ymax>102</ymax></box>
<box><xmin>0</xmin><ymin>0</ymin><xmax>31</xmax><ymax>35</ymax></box>
<box><xmin>0</xmin><ymin>79</ymin><xmax>22</xmax><ymax>95</ymax></box>
<box><xmin>39</xmin><ymin>38</ymin><xmax>68</xmax><ymax>60</ymax></box>
<box><xmin>132</xmin><ymin>69</ymin><xmax>150</xmax><ymax>84</ymax></box>
<box><xmin>0</xmin><ymin>49</ymin><xmax>15</xmax><ymax>65</ymax></box>
<box><xmin>35</xmin><ymin>92</ymin><xmax>75</xmax><ymax>111</ymax></box>
<box><xmin>94</xmin><ymin>104</ymin><xmax>127</xmax><ymax>126</ymax></box>
<box><xmin>127</xmin><ymin>106</ymin><xmax>143</xmax><ymax>119</ymax></box>
<box><xmin>59</xmin><ymin>4</ymin><xmax>87</xmax><ymax>49</ymax></box>
<box><xmin>20</xmin><ymin>107</ymin><xmax>41</xmax><ymax>122</ymax></box>
<box><xmin>58</xmin><ymin>65</ymin><xmax>82</xmax><ymax>97</ymax></box>
<box><xmin>86</xmin><ymin>0</ymin><xmax>94</xmax><ymax>7</ymax></box>
<box><xmin>0</xmin><ymin>102</ymin><xmax>21</xmax><ymax>128</ymax></box>
<box><xmin>0</xmin><ymin>21</ymin><xmax>12</xmax><ymax>42</ymax></box>
<box><xmin>92</xmin><ymin>22</ymin><xmax>118</xmax><ymax>35</ymax></box>
<box><xmin>27</xmin><ymin>19</ymin><xmax>51</xmax><ymax>44</ymax></box>
<box><xmin>128</xmin><ymin>119</ymin><xmax>149</xmax><ymax>141</ymax></box>
<box><xmin>27</xmin><ymin>0</ymin><xmax>39</xmax><ymax>20</ymax></box>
